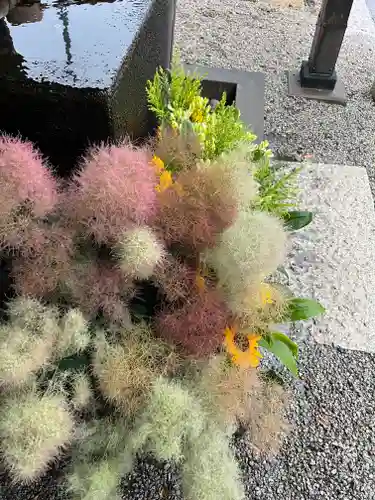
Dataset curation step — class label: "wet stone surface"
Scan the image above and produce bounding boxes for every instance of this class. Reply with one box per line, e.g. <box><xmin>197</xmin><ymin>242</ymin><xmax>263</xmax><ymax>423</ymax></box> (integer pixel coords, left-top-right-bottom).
<box><xmin>1</xmin><ymin>0</ymin><xmax>152</xmax><ymax>88</ymax></box>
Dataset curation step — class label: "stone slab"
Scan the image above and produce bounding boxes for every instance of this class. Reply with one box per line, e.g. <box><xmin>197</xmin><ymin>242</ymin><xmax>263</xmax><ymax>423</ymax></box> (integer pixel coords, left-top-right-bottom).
<box><xmin>287</xmin><ymin>70</ymin><xmax>347</xmax><ymax>105</ymax></box>
<box><xmin>285</xmin><ymin>162</ymin><xmax>375</xmax><ymax>352</ymax></box>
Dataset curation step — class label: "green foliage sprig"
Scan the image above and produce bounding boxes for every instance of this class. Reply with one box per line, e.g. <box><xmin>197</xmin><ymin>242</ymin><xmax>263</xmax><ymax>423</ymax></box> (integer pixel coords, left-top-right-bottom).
<box><xmin>200</xmin><ymin>94</ymin><xmax>256</xmax><ymax>160</ymax></box>
<box><xmin>146</xmin><ymin>55</ymin><xmax>257</xmax><ymax>161</ymax></box>
<box><xmin>253</xmin><ymin>159</ymin><xmax>301</xmax><ymax>217</ymax></box>
<box><xmin>146</xmin><ymin>54</ymin><xmax>203</xmax><ymax>128</ymax></box>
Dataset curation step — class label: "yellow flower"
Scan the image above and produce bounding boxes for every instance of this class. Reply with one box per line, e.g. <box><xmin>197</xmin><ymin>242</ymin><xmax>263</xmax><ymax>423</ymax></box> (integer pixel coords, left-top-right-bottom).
<box><xmin>153</xmin><ymin>157</ymin><xmax>184</xmax><ymax>195</ymax></box>
<box><xmin>152</xmin><ymin>155</ymin><xmax>165</xmax><ymax>174</ymax></box>
<box><xmin>223</xmin><ymin>327</ymin><xmax>263</xmax><ymax>369</ymax></box>
<box><xmin>190</xmin><ymin>96</ymin><xmax>209</xmax><ymax>124</ymax></box>
<box><xmin>260</xmin><ymin>283</ymin><xmax>274</xmax><ymax>306</ymax></box>
<box><xmin>155</xmin><ymin>170</ymin><xmax>173</xmax><ymax>193</ymax></box>
<box><xmin>191</xmin><ymin>109</ymin><xmax>204</xmax><ymax>123</ymax></box>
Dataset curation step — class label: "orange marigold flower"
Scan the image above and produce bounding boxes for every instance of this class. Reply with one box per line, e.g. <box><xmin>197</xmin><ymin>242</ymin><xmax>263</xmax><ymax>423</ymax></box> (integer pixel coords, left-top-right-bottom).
<box><xmin>247</xmin><ymin>333</ymin><xmax>263</xmax><ymax>367</ymax></box>
<box><xmin>224</xmin><ymin>327</ymin><xmax>262</xmax><ymax>368</ymax></box>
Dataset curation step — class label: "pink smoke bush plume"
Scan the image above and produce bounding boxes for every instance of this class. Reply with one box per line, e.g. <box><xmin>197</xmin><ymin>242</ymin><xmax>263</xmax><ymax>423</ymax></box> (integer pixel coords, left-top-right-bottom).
<box><xmin>12</xmin><ymin>223</ymin><xmax>75</xmax><ymax>298</ymax></box>
<box><xmin>0</xmin><ymin>136</ymin><xmax>58</xmax><ymax>250</ymax></box>
<box><xmin>157</xmin><ymin>167</ymin><xmax>237</xmax><ymax>255</ymax></box>
<box><xmin>66</xmin><ymin>258</ymin><xmax>134</xmax><ymax>325</ymax></box>
<box><xmin>153</xmin><ymin>255</ymin><xmax>199</xmax><ymax>304</ymax></box>
<box><xmin>156</xmin><ymin>287</ymin><xmax>231</xmax><ymax>356</ymax></box>
<box><xmin>66</xmin><ymin>143</ymin><xmax>159</xmax><ymax>244</ymax></box>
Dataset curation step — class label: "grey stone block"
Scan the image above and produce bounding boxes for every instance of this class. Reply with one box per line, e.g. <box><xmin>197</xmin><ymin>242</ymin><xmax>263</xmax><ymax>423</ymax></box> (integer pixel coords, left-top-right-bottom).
<box><xmin>0</xmin><ymin>0</ymin><xmax>176</xmax><ymax>176</ymax></box>
<box><xmin>285</xmin><ymin>162</ymin><xmax>375</xmax><ymax>352</ymax></box>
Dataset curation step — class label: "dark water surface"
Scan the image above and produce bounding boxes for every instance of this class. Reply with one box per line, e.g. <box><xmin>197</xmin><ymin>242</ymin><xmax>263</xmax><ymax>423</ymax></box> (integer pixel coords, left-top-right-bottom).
<box><xmin>1</xmin><ymin>0</ymin><xmax>152</xmax><ymax>88</ymax></box>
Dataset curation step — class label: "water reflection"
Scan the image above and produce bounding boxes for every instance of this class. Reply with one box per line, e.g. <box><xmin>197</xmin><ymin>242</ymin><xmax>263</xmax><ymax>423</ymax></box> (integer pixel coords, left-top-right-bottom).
<box><xmin>58</xmin><ymin>6</ymin><xmax>72</xmax><ymax>65</ymax></box>
<box><xmin>0</xmin><ymin>0</ymin><xmax>151</xmax><ymax>88</ymax></box>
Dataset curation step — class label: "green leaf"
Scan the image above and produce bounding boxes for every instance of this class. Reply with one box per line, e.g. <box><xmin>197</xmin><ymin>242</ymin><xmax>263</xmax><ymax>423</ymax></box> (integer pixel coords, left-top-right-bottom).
<box><xmin>287</xmin><ymin>298</ymin><xmax>325</xmax><ymax>322</ymax></box>
<box><xmin>270</xmin><ymin>332</ymin><xmax>298</xmax><ymax>357</ymax></box>
<box><xmin>259</xmin><ymin>335</ymin><xmax>298</xmax><ymax>376</ymax></box>
<box><xmin>284</xmin><ymin>211</ymin><xmax>313</xmax><ymax>231</ymax></box>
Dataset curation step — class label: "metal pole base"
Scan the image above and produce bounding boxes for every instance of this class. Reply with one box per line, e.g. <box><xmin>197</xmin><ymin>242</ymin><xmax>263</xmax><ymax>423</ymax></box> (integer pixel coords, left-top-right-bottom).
<box><xmin>287</xmin><ymin>0</ymin><xmax>354</xmax><ymax>106</ymax></box>
<box><xmin>287</xmin><ymin>69</ymin><xmax>347</xmax><ymax>105</ymax></box>
<box><xmin>300</xmin><ymin>60</ymin><xmax>337</xmax><ymax>90</ymax></box>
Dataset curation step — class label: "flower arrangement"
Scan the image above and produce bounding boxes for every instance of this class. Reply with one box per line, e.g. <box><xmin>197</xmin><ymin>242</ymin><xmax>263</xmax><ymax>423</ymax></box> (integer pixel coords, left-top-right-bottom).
<box><xmin>147</xmin><ymin>56</ymin><xmax>323</xmax><ymax>375</ymax></box>
<box><xmin>0</xmin><ymin>57</ymin><xmax>324</xmax><ymax>500</ymax></box>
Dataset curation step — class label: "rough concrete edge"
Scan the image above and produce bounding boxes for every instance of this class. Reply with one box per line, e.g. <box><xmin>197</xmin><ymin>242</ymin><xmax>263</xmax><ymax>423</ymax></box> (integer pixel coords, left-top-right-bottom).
<box><xmin>282</xmin><ymin>161</ymin><xmax>375</xmax><ymax>353</ymax></box>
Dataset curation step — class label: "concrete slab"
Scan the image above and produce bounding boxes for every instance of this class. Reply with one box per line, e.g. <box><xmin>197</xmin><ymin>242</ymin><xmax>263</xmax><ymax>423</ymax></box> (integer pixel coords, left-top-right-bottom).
<box><xmin>285</xmin><ymin>162</ymin><xmax>375</xmax><ymax>352</ymax></box>
<box><xmin>287</xmin><ymin>70</ymin><xmax>347</xmax><ymax>105</ymax></box>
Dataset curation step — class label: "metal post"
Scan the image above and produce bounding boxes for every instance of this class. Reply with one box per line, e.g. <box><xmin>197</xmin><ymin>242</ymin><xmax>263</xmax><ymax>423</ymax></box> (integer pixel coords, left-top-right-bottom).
<box><xmin>288</xmin><ymin>0</ymin><xmax>355</xmax><ymax>104</ymax></box>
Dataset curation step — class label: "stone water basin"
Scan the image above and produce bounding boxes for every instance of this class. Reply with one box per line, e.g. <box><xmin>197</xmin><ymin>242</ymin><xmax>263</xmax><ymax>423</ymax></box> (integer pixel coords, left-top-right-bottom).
<box><xmin>0</xmin><ymin>0</ymin><xmax>175</xmax><ymax>175</ymax></box>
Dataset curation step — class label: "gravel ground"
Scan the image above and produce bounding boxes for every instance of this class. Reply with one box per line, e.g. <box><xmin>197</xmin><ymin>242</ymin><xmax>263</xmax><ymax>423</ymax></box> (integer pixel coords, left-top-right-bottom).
<box><xmin>235</xmin><ymin>340</ymin><xmax>375</xmax><ymax>500</ymax></box>
<box><xmin>175</xmin><ymin>0</ymin><xmax>375</xmax><ymax>191</ymax></box>
<box><xmin>124</xmin><ymin>341</ymin><xmax>375</xmax><ymax>500</ymax></box>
